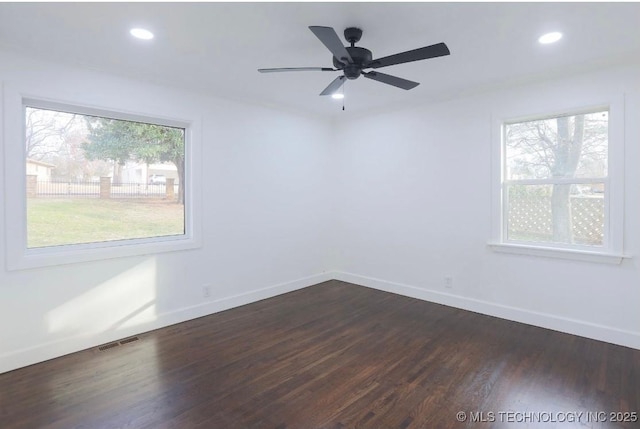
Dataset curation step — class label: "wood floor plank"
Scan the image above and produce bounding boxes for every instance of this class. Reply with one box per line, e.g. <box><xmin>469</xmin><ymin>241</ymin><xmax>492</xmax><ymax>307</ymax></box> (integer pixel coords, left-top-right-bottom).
<box><xmin>1</xmin><ymin>280</ymin><xmax>639</xmax><ymax>429</ymax></box>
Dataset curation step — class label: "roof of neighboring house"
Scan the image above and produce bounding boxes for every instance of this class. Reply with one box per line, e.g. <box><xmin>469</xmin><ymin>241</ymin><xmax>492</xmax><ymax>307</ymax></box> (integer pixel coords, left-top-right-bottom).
<box><xmin>26</xmin><ymin>158</ymin><xmax>56</xmax><ymax>168</ymax></box>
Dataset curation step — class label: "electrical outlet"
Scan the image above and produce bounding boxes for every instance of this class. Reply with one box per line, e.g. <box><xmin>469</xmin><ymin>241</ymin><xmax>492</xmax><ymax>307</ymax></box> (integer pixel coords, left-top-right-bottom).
<box><xmin>444</xmin><ymin>276</ymin><xmax>453</xmax><ymax>288</ymax></box>
<box><xmin>202</xmin><ymin>285</ymin><xmax>211</xmax><ymax>298</ymax></box>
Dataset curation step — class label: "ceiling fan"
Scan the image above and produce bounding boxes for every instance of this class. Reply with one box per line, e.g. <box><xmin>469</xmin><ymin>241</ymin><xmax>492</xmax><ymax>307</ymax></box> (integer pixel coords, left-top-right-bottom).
<box><xmin>258</xmin><ymin>26</ymin><xmax>450</xmax><ymax>96</ymax></box>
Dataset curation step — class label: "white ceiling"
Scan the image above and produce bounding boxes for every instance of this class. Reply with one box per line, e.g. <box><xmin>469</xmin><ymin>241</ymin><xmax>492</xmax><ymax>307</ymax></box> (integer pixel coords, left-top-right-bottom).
<box><xmin>1</xmin><ymin>2</ymin><xmax>639</xmax><ymax>117</ymax></box>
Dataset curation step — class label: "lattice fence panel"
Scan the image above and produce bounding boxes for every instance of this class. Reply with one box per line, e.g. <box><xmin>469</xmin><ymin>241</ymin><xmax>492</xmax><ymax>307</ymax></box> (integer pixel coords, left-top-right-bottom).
<box><xmin>508</xmin><ymin>195</ymin><xmax>552</xmax><ymax>237</ymax></box>
<box><xmin>571</xmin><ymin>198</ymin><xmax>605</xmax><ymax>245</ymax></box>
<box><xmin>508</xmin><ymin>195</ymin><xmax>604</xmax><ymax>245</ymax></box>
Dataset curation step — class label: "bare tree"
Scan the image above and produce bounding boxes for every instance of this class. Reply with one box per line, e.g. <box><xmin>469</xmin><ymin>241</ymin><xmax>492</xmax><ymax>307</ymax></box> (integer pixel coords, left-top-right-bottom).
<box><xmin>25</xmin><ymin>107</ymin><xmax>77</xmax><ymax>161</ymax></box>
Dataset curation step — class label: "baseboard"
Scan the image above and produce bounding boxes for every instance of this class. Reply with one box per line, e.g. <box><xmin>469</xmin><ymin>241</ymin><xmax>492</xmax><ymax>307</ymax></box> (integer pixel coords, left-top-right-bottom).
<box><xmin>331</xmin><ymin>271</ymin><xmax>640</xmax><ymax>350</ymax></box>
<box><xmin>0</xmin><ymin>271</ymin><xmax>333</xmax><ymax>374</ymax></box>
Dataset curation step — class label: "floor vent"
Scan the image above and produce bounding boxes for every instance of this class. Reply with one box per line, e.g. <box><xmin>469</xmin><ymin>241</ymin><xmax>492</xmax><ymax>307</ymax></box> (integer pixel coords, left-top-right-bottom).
<box><xmin>97</xmin><ymin>336</ymin><xmax>140</xmax><ymax>352</ymax></box>
<box><xmin>98</xmin><ymin>342</ymin><xmax>120</xmax><ymax>352</ymax></box>
<box><xmin>119</xmin><ymin>336</ymin><xmax>140</xmax><ymax>345</ymax></box>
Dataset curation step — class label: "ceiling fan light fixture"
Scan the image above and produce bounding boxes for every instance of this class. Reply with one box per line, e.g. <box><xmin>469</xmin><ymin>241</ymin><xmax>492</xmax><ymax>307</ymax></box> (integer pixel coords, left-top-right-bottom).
<box><xmin>332</xmin><ymin>93</ymin><xmax>345</xmax><ymax>100</ymax></box>
<box><xmin>130</xmin><ymin>28</ymin><xmax>154</xmax><ymax>40</ymax></box>
<box><xmin>538</xmin><ymin>31</ymin><xmax>562</xmax><ymax>44</ymax></box>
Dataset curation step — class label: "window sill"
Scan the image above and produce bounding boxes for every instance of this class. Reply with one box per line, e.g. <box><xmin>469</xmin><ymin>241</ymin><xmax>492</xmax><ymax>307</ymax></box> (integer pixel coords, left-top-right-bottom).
<box><xmin>487</xmin><ymin>242</ymin><xmax>628</xmax><ymax>265</ymax></box>
<box><xmin>7</xmin><ymin>235</ymin><xmax>200</xmax><ymax>271</ymax></box>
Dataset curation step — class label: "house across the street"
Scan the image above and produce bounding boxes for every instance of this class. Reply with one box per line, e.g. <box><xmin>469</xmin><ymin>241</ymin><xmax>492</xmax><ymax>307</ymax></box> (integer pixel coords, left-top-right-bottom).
<box><xmin>25</xmin><ymin>158</ymin><xmax>55</xmax><ymax>181</ymax></box>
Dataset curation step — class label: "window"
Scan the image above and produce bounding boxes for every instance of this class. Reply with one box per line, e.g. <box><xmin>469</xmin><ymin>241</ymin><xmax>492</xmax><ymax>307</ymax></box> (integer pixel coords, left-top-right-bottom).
<box><xmin>491</xmin><ymin>101</ymin><xmax>624</xmax><ymax>263</ymax></box>
<box><xmin>3</xmin><ymin>90</ymin><xmax>201</xmax><ymax>270</ymax></box>
<box><xmin>25</xmin><ymin>105</ymin><xmax>186</xmax><ymax>248</ymax></box>
<box><xmin>503</xmin><ymin>109</ymin><xmax>608</xmax><ymax>248</ymax></box>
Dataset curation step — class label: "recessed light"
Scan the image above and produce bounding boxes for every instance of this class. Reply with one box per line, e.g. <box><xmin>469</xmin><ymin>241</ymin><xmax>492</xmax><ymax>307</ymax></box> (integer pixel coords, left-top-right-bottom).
<box><xmin>538</xmin><ymin>32</ymin><xmax>562</xmax><ymax>44</ymax></box>
<box><xmin>130</xmin><ymin>28</ymin><xmax>154</xmax><ymax>40</ymax></box>
<box><xmin>332</xmin><ymin>93</ymin><xmax>344</xmax><ymax>100</ymax></box>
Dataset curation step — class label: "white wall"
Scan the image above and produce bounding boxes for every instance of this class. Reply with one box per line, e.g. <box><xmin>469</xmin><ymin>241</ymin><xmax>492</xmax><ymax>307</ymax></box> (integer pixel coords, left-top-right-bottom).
<box><xmin>333</xmin><ymin>64</ymin><xmax>640</xmax><ymax>349</ymax></box>
<box><xmin>2</xmin><ymin>50</ymin><xmax>638</xmax><ymax>375</ymax></box>
<box><xmin>0</xmin><ymin>51</ymin><xmax>334</xmax><ymax>373</ymax></box>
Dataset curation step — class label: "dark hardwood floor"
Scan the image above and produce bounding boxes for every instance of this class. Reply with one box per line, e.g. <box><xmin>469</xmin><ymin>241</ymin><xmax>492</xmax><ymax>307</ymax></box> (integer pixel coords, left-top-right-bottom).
<box><xmin>1</xmin><ymin>280</ymin><xmax>639</xmax><ymax>429</ymax></box>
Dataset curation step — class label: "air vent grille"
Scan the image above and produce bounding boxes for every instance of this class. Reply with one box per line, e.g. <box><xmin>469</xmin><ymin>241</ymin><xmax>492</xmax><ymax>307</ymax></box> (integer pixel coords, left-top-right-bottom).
<box><xmin>97</xmin><ymin>336</ymin><xmax>140</xmax><ymax>352</ymax></box>
<box><xmin>98</xmin><ymin>342</ymin><xmax>119</xmax><ymax>351</ymax></box>
<box><xmin>119</xmin><ymin>336</ymin><xmax>139</xmax><ymax>345</ymax></box>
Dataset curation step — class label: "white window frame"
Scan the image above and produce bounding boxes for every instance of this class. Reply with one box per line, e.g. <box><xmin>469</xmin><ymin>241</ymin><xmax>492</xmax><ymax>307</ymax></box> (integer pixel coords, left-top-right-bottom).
<box><xmin>489</xmin><ymin>95</ymin><xmax>626</xmax><ymax>264</ymax></box>
<box><xmin>3</xmin><ymin>85</ymin><xmax>202</xmax><ymax>270</ymax></box>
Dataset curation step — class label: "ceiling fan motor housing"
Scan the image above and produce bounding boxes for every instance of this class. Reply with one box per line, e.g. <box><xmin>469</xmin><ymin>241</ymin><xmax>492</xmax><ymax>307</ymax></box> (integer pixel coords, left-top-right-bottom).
<box><xmin>333</xmin><ymin>46</ymin><xmax>372</xmax><ymax>79</ymax></box>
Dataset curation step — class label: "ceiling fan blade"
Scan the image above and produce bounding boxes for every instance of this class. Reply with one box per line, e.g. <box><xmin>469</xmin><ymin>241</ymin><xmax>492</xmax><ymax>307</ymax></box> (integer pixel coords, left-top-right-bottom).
<box><xmin>319</xmin><ymin>75</ymin><xmax>346</xmax><ymax>96</ymax></box>
<box><xmin>369</xmin><ymin>42</ymin><xmax>450</xmax><ymax>69</ymax></box>
<box><xmin>309</xmin><ymin>26</ymin><xmax>353</xmax><ymax>64</ymax></box>
<box><xmin>363</xmin><ymin>71</ymin><xmax>419</xmax><ymax>90</ymax></box>
<box><xmin>258</xmin><ymin>67</ymin><xmax>336</xmax><ymax>73</ymax></box>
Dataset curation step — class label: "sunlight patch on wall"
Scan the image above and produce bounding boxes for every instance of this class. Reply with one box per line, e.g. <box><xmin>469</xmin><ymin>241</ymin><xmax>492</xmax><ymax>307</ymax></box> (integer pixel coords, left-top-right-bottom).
<box><xmin>46</xmin><ymin>258</ymin><xmax>158</xmax><ymax>336</ymax></box>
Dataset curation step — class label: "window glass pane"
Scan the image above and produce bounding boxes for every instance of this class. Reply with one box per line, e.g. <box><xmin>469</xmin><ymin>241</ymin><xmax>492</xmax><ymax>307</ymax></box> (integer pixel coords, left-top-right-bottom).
<box><xmin>506</xmin><ymin>184</ymin><xmax>604</xmax><ymax>246</ymax></box>
<box><xmin>505</xmin><ymin>111</ymin><xmax>608</xmax><ymax>180</ymax></box>
<box><xmin>25</xmin><ymin>106</ymin><xmax>185</xmax><ymax>249</ymax></box>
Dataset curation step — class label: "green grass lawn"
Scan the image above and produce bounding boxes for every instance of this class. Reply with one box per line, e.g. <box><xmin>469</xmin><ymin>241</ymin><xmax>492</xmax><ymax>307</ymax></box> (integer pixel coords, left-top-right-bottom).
<box><xmin>27</xmin><ymin>198</ymin><xmax>185</xmax><ymax>248</ymax></box>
